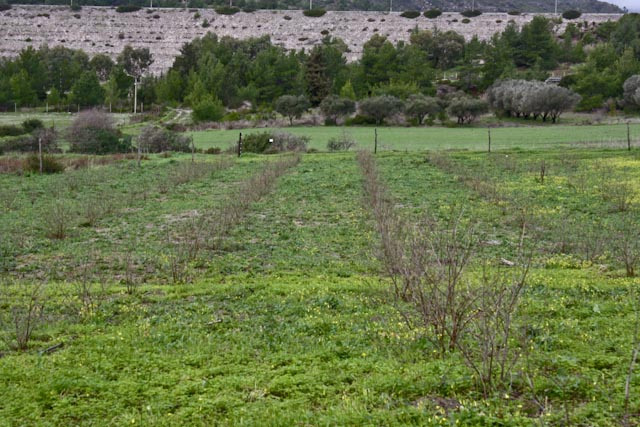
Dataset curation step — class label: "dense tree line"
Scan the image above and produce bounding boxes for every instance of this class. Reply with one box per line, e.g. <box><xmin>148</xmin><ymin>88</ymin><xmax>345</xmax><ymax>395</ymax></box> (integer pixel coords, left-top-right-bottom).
<box><xmin>1</xmin><ymin>13</ymin><xmax>639</xmax><ymax>119</ymax></box>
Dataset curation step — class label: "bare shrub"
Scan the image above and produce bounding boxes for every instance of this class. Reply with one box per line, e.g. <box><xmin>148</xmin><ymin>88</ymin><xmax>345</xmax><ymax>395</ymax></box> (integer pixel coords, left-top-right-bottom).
<box><xmin>357</xmin><ymin>151</ymin><xmax>532</xmax><ymax>396</ymax></box>
<box><xmin>138</xmin><ymin>125</ymin><xmax>192</xmax><ymax>153</ymax></box>
<box><xmin>608</xmin><ymin>215</ymin><xmax>640</xmax><ymax>277</ymax></box>
<box><xmin>457</xmin><ymin>258</ymin><xmax>530</xmax><ymax>397</ymax></box>
<box><xmin>44</xmin><ymin>200</ymin><xmax>75</xmax><ymax>239</ymax></box>
<box><xmin>0</xmin><ymin>281</ymin><xmax>46</xmax><ymax>351</ymax></box>
<box><xmin>327</xmin><ymin>131</ymin><xmax>356</xmax><ymax>152</ymax></box>
<box><xmin>203</xmin><ymin>155</ymin><xmax>300</xmax><ymax>250</ymax></box>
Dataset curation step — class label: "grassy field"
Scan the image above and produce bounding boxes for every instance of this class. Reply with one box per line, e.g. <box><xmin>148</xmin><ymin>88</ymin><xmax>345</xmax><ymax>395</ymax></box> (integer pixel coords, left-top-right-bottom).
<box><xmin>189</xmin><ymin>123</ymin><xmax>640</xmax><ymax>152</ymax></box>
<box><xmin>2</xmin><ymin>142</ymin><xmax>640</xmax><ymax>424</ymax></box>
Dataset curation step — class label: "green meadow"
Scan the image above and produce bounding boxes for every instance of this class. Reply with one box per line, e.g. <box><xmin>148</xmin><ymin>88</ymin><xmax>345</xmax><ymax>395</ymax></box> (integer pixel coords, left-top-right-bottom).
<box><xmin>1</xmin><ymin>139</ymin><xmax>640</xmax><ymax>425</ymax></box>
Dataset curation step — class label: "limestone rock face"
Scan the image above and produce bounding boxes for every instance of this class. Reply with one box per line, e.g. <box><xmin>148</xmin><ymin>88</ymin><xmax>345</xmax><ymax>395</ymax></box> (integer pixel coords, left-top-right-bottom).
<box><xmin>0</xmin><ymin>6</ymin><xmax>621</xmax><ymax>74</ymax></box>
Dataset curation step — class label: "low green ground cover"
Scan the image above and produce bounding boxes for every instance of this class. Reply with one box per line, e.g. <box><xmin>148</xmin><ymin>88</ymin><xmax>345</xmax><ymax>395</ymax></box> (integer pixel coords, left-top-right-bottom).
<box><xmin>1</xmin><ymin>147</ymin><xmax>640</xmax><ymax>425</ymax></box>
<box><xmin>189</xmin><ymin>123</ymin><xmax>640</xmax><ymax>152</ymax></box>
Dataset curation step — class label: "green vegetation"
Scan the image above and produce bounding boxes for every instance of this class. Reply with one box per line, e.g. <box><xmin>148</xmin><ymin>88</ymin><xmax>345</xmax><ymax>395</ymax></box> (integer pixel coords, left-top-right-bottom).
<box><xmin>187</xmin><ymin>122</ymin><xmax>640</xmax><ymax>152</ymax></box>
<box><xmin>2</xmin><ymin>140</ymin><xmax>640</xmax><ymax>424</ymax></box>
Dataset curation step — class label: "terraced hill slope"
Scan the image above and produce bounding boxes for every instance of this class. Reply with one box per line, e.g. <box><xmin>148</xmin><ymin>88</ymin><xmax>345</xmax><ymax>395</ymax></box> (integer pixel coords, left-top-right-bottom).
<box><xmin>0</xmin><ymin>5</ymin><xmax>621</xmax><ymax>74</ymax></box>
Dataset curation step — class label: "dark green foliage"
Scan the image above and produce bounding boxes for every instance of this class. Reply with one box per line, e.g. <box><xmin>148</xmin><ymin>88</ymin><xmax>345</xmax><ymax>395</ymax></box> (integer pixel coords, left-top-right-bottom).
<box><xmin>115</xmin><ymin>5</ymin><xmax>141</xmax><ymax>13</ymax></box>
<box><xmin>242</xmin><ymin>7</ymin><xmax>256</xmax><ymax>12</ymax></box>
<box><xmin>400</xmin><ymin>11</ymin><xmax>420</xmax><ymax>19</ymax></box>
<box><xmin>192</xmin><ymin>96</ymin><xmax>225</xmax><ymax>123</ymax></box>
<box><xmin>358</xmin><ymin>95</ymin><xmax>403</xmax><ymax>125</ymax></box>
<box><xmin>275</xmin><ymin>95</ymin><xmax>311</xmax><ymax>125</ymax></box>
<box><xmin>21</xmin><ymin>119</ymin><xmax>44</xmax><ymax>133</ymax></box>
<box><xmin>201</xmin><ymin>19</ymin><xmax>210</xmax><ymax>28</ymax></box>
<box><xmin>23</xmin><ymin>154</ymin><xmax>64</xmax><ymax>174</ymax></box>
<box><xmin>461</xmin><ymin>10</ymin><xmax>482</xmax><ymax>17</ymax></box>
<box><xmin>404</xmin><ymin>94</ymin><xmax>440</xmax><ymax>125</ymax></box>
<box><xmin>215</xmin><ymin>6</ymin><xmax>239</xmax><ymax>15</ymax></box>
<box><xmin>70</xmin><ymin>4</ymin><xmax>81</xmax><ymax>11</ymax></box>
<box><xmin>562</xmin><ymin>10</ymin><xmax>582</xmax><ymax>19</ymax></box>
<box><xmin>446</xmin><ymin>94</ymin><xmax>489</xmax><ymax>124</ymax></box>
<box><xmin>67</xmin><ymin>110</ymin><xmax>130</xmax><ymax>154</ymax></box>
<box><xmin>242</xmin><ymin>131</ymin><xmax>308</xmax><ymax>153</ymax></box>
<box><xmin>0</xmin><ymin>3</ymin><xmax>11</xmax><ymax>11</ymax></box>
<box><xmin>70</xmin><ymin>72</ymin><xmax>105</xmax><ymax>106</ymax></box>
<box><xmin>462</xmin><ymin>18</ymin><xmax>470</xmax><ymax>24</ymax></box>
<box><xmin>0</xmin><ymin>125</ymin><xmax>25</xmax><ymax>137</ymax></box>
<box><xmin>507</xmin><ymin>10</ymin><xmax>521</xmax><ymax>15</ymax></box>
<box><xmin>320</xmin><ymin>95</ymin><xmax>356</xmax><ymax>123</ymax></box>
<box><xmin>345</xmin><ymin>114</ymin><xmax>377</xmax><ymax>125</ymax></box>
<box><xmin>242</xmin><ymin>132</ymin><xmax>272</xmax><ymax>153</ymax></box>
<box><xmin>303</xmin><ymin>9</ymin><xmax>326</xmax><ymax>17</ymax></box>
<box><xmin>424</xmin><ymin>9</ymin><xmax>441</xmax><ymax>18</ymax></box>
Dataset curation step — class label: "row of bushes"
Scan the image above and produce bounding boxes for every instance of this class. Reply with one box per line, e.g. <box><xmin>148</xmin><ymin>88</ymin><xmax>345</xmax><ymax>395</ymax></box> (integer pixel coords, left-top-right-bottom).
<box><xmin>0</xmin><ymin>118</ymin><xmax>43</xmax><ymax>138</ymax></box>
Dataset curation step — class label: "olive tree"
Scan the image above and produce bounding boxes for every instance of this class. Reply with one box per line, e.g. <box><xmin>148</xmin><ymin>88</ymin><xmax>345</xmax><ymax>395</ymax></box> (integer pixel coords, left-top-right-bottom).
<box><xmin>319</xmin><ymin>95</ymin><xmax>356</xmax><ymax>124</ymax></box>
<box><xmin>359</xmin><ymin>95</ymin><xmax>404</xmax><ymax>125</ymax></box>
<box><xmin>447</xmin><ymin>94</ymin><xmax>488</xmax><ymax>124</ymax></box>
<box><xmin>405</xmin><ymin>94</ymin><xmax>441</xmax><ymax>125</ymax></box>
<box><xmin>275</xmin><ymin>95</ymin><xmax>311</xmax><ymax>125</ymax></box>
<box><xmin>623</xmin><ymin>75</ymin><xmax>640</xmax><ymax>108</ymax></box>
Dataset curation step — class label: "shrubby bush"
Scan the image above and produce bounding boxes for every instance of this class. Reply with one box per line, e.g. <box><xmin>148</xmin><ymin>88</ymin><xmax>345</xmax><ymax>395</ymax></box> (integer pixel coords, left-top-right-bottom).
<box><xmin>562</xmin><ymin>10</ymin><xmax>582</xmax><ymax>20</ymax></box>
<box><xmin>22</xmin><ymin>118</ymin><xmax>44</xmax><ymax>133</ymax></box>
<box><xmin>116</xmin><ymin>5</ymin><xmax>141</xmax><ymax>13</ymax></box>
<box><xmin>23</xmin><ymin>154</ymin><xmax>64</xmax><ymax>174</ymax></box>
<box><xmin>507</xmin><ymin>10</ymin><xmax>521</xmax><ymax>15</ymax></box>
<box><xmin>67</xmin><ymin>110</ymin><xmax>130</xmax><ymax>154</ymax></box>
<box><xmin>424</xmin><ymin>9</ymin><xmax>442</xmax><ymax>18</ymax></box>
<box><xmin>303</xmin><ymin>9</ymin><xmax>326</xmax><ymax>17</ymax></box>
<box><xmin>192</xmin><ymin>96</ymin><xmax>225</xmax><ymax>123</ymax></box>
<box><xmin>400</xmin><ymin>11</ymin><xmax>420</xmax><ymax>19</ymax></box>
<box><xmin>327</xmin><ymin>132</ymin><xmax>356</xmax><ymax>151</ymax></box>
<box><xmin>138</xmin><ymin>125</ymin><xmax>192</xmax><ymax>153</ymax></box>
<box><xmin>0</xmin><ymin>125</ymin><xmax>25</xmax><ymax>137</ymax></box>
<box><xmin>2</xmin><ymin>127</ymin><xmax>59</xmax><ymax>153</ymax></box>
<box><xmin>0</xmin><ymin>3</ymin><xmax>11</xmax><ymax>11</ymax></box>
<box><xmin>242</xmin><ymin>131</ymin><xmax>308</xmax><ymax>153</ymax></box>
<box><xmin>461</xmin><ymin>10</ymin><xmax>482</xmax><ymax>17</ymax></box>
<box><xmin>215</xmin><ymin>6</ymin><xmax>239</xmax><ymax>15</ymax></box>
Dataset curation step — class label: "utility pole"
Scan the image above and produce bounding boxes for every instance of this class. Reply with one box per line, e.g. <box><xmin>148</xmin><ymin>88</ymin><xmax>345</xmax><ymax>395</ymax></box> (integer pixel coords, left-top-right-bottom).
<box><xmin>555</xmin><ymin>0</ymin><xmax>558</xmax><ymax>14</ymax></box>
<box><xmin>389</xmin><ymin>0</ymin><xmax>392</xmax><ymax>12</ymax></box>
<box><xmin>133</xmin><ymin>78</ymin><xmax>139</xmax><ymax>114</ymax></box>
<box><xmin>309</xmin><ymin>0</ymin><xmax>312</xmax><ymax>9</ymax></box>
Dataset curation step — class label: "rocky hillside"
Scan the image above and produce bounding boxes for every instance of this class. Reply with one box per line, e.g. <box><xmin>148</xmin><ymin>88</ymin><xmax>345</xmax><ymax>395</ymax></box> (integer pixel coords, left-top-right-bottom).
<box><xmin>4</xmin><ymin>0</ymin><xmax>624</xmax><ymax>12</ymax></box>
<box><xmin>0</xmin><ymin>5</ymin><xmax>621</xmax><ymax>74</ymax></box>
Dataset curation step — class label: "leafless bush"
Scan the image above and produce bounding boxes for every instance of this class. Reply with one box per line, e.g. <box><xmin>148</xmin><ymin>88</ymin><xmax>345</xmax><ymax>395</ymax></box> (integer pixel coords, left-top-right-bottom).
<box><xmin>202</xmin><ymin>155</ymin><xmax>300</xmax><ymax>251</ymax></box>
<box><xmin>457</xmin><ymin>257</ymin><xmax>530</xmax><ymax>397</ymax></box>
<box><xmin>358</xmin><ymin>151</ymin><xmax>532</xmax><ymax>395</ymax></box>
<box><xmin>166</xmin><ymin>157</ymin><xmax>234</xmax><ymax>187</ymax></box>
<box><xmin>601</xmin><ymin>181</ymin><xmax>634</xmax><ymax>212</ymax></box>
<box><xmin>608</xmin><ymin>215</ymin><xmax>640</xmax><ymax>277</ymax></box>
<box><xmin>44</xmin><ymin>200</ymin><xmax>75</xmax><ymax>239</ymax></box>
<box><xmin>0</xmin><ymin>281</ymin><xmax>46</xmax><ymax>351</ymax></box>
